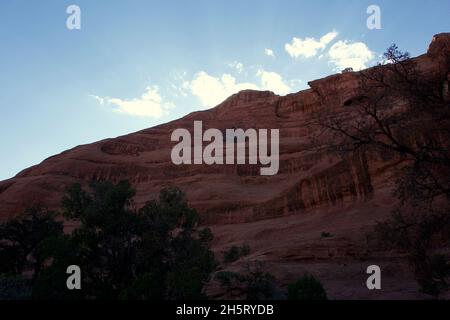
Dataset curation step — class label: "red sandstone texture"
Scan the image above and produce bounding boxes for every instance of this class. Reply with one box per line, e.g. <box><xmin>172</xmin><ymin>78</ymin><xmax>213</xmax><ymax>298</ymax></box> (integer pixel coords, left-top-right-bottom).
<box><xmin>0</xmin><ymin>34</ymin><xmax>449</xmax><ymax>299</ymax></box>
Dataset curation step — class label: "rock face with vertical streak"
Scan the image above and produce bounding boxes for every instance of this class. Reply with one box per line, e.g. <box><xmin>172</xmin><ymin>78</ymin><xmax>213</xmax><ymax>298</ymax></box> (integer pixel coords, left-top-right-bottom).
<box><xmin>0</xmin><ymin>34</ymin><xmax>449</xmax><ymax>225</ymax></box>
<box><xmin>0</xmin><ymin>34</ymin><xmax>449</xmax><ymax>299</ymax></box>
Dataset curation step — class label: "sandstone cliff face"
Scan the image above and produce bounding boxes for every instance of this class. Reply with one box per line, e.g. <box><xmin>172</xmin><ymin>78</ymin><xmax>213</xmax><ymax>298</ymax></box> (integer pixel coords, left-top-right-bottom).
<box><xmin>0</xmin><ymin>34</ymin><xmax>448</xmax><ymax>227</ymax></box>
<box><xmin>1</xmin><ymin>34</ymin><xmax>449</xmax><ymax>299</ymax></box>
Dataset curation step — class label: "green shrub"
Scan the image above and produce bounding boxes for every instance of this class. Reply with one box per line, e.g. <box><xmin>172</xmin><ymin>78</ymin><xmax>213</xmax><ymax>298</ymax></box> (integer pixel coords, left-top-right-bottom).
<box><xmin>0</xmin><ymin>275</ymin><xmax>32</xmax><ymax>300</ymax></box>
<box><xmin>215</xmin><ymin>262</ymin><xmax>276</xmax><ymax>300</ymax></box>
<box><xmin>288</xmin><ymin>274</ymin><xmax>327</xmax><ymax>300</ymax></box>
<box><xmin>223</xmin><ymin>244</ymin><xmax>251</xmax><ymax>263</ymax></box>
<box><xmin>240</xmin><ymin>244</ymin><xmax>251</xmax><ymax>256</ymax></box>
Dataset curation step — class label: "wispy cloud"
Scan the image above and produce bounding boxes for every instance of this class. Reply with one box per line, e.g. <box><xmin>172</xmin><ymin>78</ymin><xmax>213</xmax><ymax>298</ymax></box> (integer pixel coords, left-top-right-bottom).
<box><xmin>264</xmin><ymin>48</ymin><xmax>275</xmax><ymax>58</ymax></box>
<box><xmin>285</xmin><ymin>30</ymin><xmax>338</xmax><ymax>58</ymax></box>
<box><xmin>91</xmin><ymin>28</ymin><xmax>371</xmax><ymax>117</ymax></box>
<box><xmin>91</xmin><ymin>86</ymin><xmax>173</xmax><ymax>118</ymax></box>
<box><xmin>228</xmin><ymin>61</ymin><xmax>244</xmax><ymax>73</ymax></box>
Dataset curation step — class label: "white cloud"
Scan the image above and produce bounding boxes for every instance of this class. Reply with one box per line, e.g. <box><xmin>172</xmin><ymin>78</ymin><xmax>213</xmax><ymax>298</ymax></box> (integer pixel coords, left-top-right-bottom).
<box><xmin>265</xmin><ymin>48</ymin><xmax>275</xmax><ymax>57</ymax></box>
<box><xmin>188</xmin><ymin>70</ymin><xmax>293</xmax><ymax>108</ymax></box>
<box><xmin>90</xmin><ymin>95</ymin><xmax>105</xmax><ymax>105</ymax></box>
<box><xmin>320</xmin><ymin>31</ymin><xmax>338</xmax><ymax>45</ymax></box>
<box><xmin>285</xmin><ymin>30</ymin><xmax>338</xmax><ymax>58</ymax></box>
<box><xmin>257</xmin><ymin>69</ymin><xmax>291</xmax><ymax>95</ymax></box>
<box><xmin>189</xmin><ymin>72</ymin><xmax>259</xmax><ymax>108</ymax></box>
<box><xmin>328</xmin><ymin>40</ymin><xmax>374</xmax><ymax>71</ymax></box>
<box><xmin>91</xmin><ymin>86</ymin><xmax>172</xmax><ymax>118</ymax></box>
<box><xmin>228</xmin><ymin>61</ymin><xmax>244</xmax><ymax>73</ymax></box>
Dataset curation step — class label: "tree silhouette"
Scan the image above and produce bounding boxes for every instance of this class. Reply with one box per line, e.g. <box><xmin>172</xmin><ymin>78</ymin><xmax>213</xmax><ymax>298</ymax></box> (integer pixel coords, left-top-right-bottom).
<box><xmin>0</xmin><ymin>181</ymin><xmax>217</xmax><ymax>300</ymax></box>
<box><xmin>312</xmin><ymin>44</ymin><xmax>450</xmax><ymax>296</ymax></box>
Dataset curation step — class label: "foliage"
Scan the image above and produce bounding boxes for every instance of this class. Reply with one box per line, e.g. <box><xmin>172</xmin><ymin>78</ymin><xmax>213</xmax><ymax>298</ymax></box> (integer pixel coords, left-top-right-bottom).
<box><xmin>313</xmin><ymin>43</ymin><xmax>450</xmax><ymax>297</ymax></box>
<box><xmin>374</xmin><ymin>209</ymin><xmax>450</xmax><ymax>296</ymax></box>
<box><xmin>0</xmin><ymin>274</ymin><xmax>32</xmax><ymax>300</ymax></box>
<box><xmin>0</xmin><ymin>181</ymin><xmax>217</xmax><ymax>300</ymax></box>
<box><xmin>223</xmin><ymin>244</ymin><xmax>251</xmax><ymax>263</ymax></box>
<box><xmin>0</xmin><ymin>207</ymin><xmax>63</xmax><ymax>282</ymax></box>
<box><xmin>215</xmin><ymin>262</ymin><xmax>276</xmax><ymax>300</ymax></box>
<box><xmin>287</xmin><ymin>274</ymin><xmax>328</xmax><ymax>300</ymax></box>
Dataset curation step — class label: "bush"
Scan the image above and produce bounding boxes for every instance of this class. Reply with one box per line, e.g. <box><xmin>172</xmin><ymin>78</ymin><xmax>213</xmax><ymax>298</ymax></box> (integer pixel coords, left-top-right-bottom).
<box><xmin>240</xmin><ymin>244</ymin><xmax>251</xmax><ymax>256</ymax></box>
<box><xmin>199</xmin><ymin>228</ymin><xmax>214</xmax><ymax>245</ymax></box>
<box><xmin>0</xmin><ymin>275</ymin><xmax>32</xmax><ymax>300</ymax></box>
<box><xmin>223</xmin><ymin>246</ymin><xmax>240</xmax><ymax>263</ymax></box>
<box><xmin>288</xmin><ymin>274</ymin><xmax>327</xmax><ymax>300</ymax></box>
<box><xmin>215</xmin><ymin>262</ymin><xmax>276</xmax><ymax>300</ymax></box>
<box><xmin>374</xmin><ymin>210</ymin><xmax>450</xmax><ymax>297</ymax></box>
<box><xmin>223</xmin><ymin>244</ymin><xmax>251</xmax><ymax>263</ymax></box>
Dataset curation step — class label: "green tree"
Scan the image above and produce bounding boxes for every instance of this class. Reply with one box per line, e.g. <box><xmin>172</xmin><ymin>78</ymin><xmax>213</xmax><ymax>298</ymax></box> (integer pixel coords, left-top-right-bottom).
<box><xmin>0</xmin><ymin>207</ymin><xmax>63</xmax><ymax>282</ymax></box>
<box><xmin>1</xmin><ymin>181</ymin><xmax>217</xmax><ymax>300</ymax></box>
<box><xmin>313</xmin><ymin>44</ymin><xmax>450</xmax><ymax>297</ymax></box>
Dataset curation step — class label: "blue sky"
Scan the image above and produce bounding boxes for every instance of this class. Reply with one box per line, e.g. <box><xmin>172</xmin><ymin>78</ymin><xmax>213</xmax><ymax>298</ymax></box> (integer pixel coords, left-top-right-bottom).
<box><xmin>0</xmin><ymin>0</ymin><xmax>449</xmax><ymax>180</ymax></box>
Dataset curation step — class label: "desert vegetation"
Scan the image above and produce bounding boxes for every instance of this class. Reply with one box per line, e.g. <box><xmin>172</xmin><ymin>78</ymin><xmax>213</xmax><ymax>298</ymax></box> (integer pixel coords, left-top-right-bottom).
<box><xmin>0</xmin><ymin>181</ymin><xmax>217</xmax><ymax>299</ymax></box>
<box><xmin>288</xmin><ymin>274</ymin><xmax>328</xmax><ymax>300</ymax></box>
<box><xmin>222</xmin><ymin>244</ymin><xmax>251</xmax><ymax>264</ymax></box>
<box><xmin>313</xmin><ymin>44</ymin><xmax>450</xmax><ymax>297</ymax></box>
<box><xmin>0</xmin><ymin>180</ymin><xmax>329</xmax><ymax>300</ymax></box>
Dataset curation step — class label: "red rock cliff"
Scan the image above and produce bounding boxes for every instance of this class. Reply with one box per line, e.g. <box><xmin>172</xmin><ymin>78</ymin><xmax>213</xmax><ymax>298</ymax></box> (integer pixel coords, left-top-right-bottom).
<box><xmin>0</xmin><ymin>34</ymin><xmax>449</xmax><ymax>228</ymax></box>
